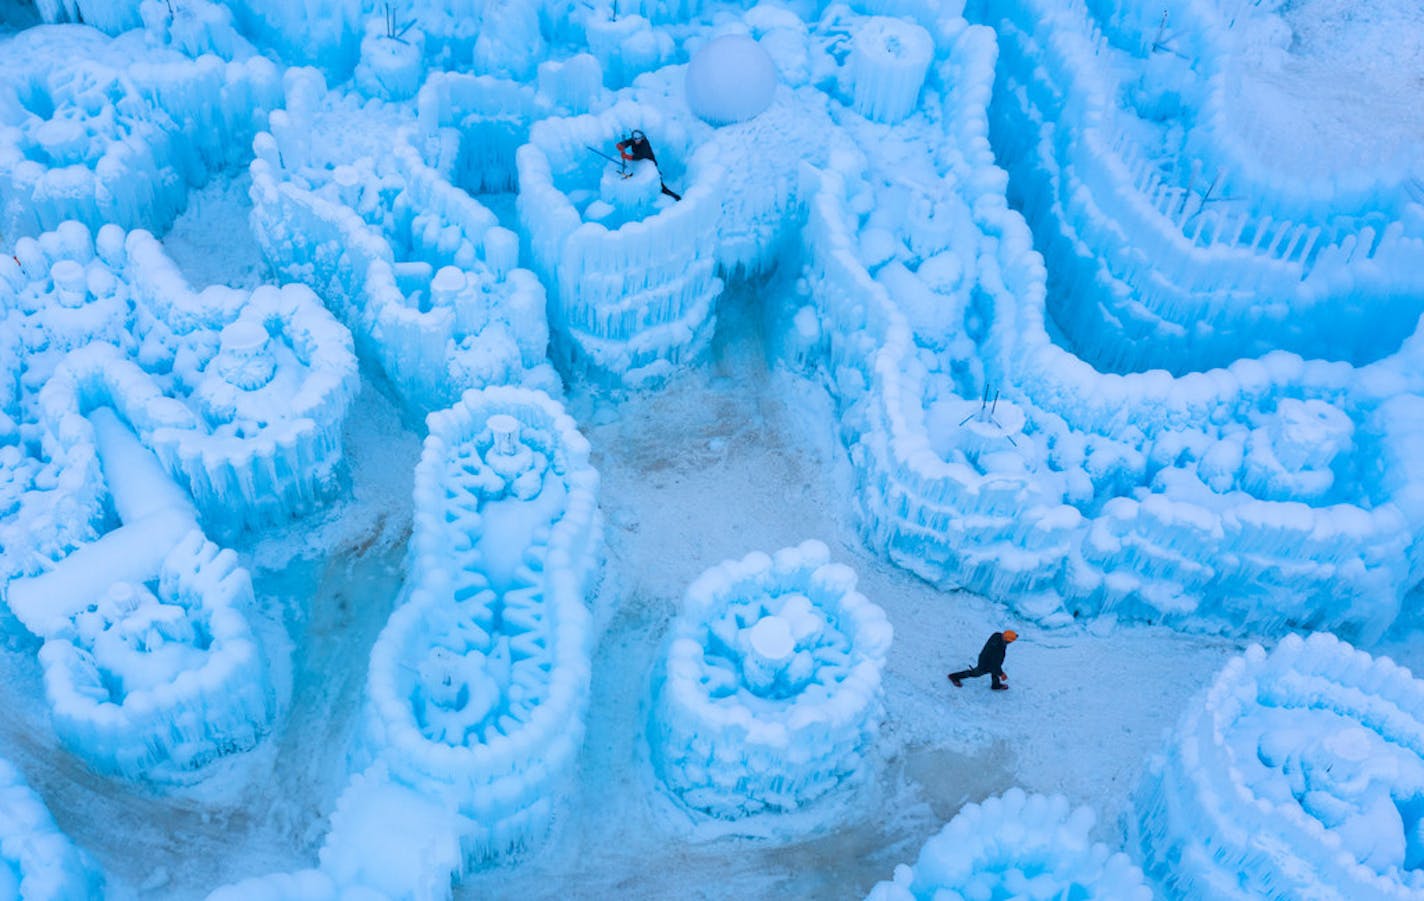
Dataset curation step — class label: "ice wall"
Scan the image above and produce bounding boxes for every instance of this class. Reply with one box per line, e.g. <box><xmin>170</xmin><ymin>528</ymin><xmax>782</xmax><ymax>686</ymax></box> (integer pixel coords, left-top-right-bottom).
<box><xmin>1137</xmin><ymin>632</ymin><xmax>1424</xmax><ymax>899</ymax></box>
<box><xmin>803</xmin><ymin>13</ymin><xmax>1424</xmax><ymax>638</ymax></box>
<box><xmin>324</xmin><ymin>386</ymin><xmax>601</xmax><ymax>892</ymax></box>
<box><xmin>0</xmin><ymin>26</ymin><xmax>280</xmax><ymax>239</ymax></box>
<box><xmin>651</xmin><ymin>540</ymin><xmax>891</xmax><ymax>819</ymax></box>
<box><xmin>867</xmin><ymin>788</ymin><xmax>1152</xmax><ymax>900</ymax></box>
<box><xmin>982</xmin><ymin>0</ymin><xmax>1424</xmax><ymax>375</ymax></box>
<box><xmin>516</xmin><ymin>101</ymin><xmax>726</xmax><ymax>388</ymax></box>
<box><xmin>249</xmin><ymin>69</ymin><xmax>558</xmax><ymax>414</ymax></box>
<box><xmin>2</xmin><ymin>223</ymin><xmax>359</xmax><ymax>536</ymax></box>
<box><xmin>0</xmin><ymin>757</ymin><xmax>102</xmax><ymax>899</ymax></box>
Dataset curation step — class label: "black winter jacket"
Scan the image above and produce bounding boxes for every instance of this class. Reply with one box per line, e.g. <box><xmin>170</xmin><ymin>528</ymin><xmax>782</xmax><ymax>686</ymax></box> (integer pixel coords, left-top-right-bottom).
<box><xmin>976</xmin><ymin>633</ymin><xmax>1008</xmax><ymax>674</ymax></box>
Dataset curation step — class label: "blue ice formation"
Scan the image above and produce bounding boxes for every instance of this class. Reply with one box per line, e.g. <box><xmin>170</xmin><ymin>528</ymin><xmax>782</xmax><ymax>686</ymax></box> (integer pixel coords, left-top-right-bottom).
<box><xmin>318</xmin><ymin>386</ymin><xmax>601</xmax><ymax>893</ymax></box>
<box><xmin>652</xmin><ymin>540</ymin><xmax>891</xmax><ymax>819</ymax></box>
<box><xmin>1137</xmin><ymin>632</ymin><xmax>1424</xmax><ymax>899</ymax></box>
<box><xmin>517</xmin><ymin>101</ymin><xmax>726</xmax><ymax>389</ymax></box>
<box><xmin>1</xmin><ymin>223</ymin><xmax>358</xmax><ymax>538</ymax></box>
<box><xmin>249</xmin><ymin>68</ymin><xmax>558</xmax><ymax>414</ymax></box>
<box><xmin>803</xmin><ymin>7</ymin><xmax>1424</xmax><ymax>639</ymax></box>
<box><xmin>0</xmin><ymin>23</ymin><xmax>280</xmax><ymax>239</ymax></box>
<box><xmin>867</xmin><ymin>788</ymin><xmax>1152</xmax><ymax>900</ymax></box>
<box><xmin>0</xmin><ymin>756</ymin><xmax>101</xmax><ymax>899</ymax></box>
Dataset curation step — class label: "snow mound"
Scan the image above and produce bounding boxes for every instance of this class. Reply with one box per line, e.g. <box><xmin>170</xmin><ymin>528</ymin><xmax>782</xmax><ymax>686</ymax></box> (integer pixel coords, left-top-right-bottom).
<box><xmin>652</xmin><ymin>540</ymin><xmax>891</xmax><ymax>819</ymax></box>
<box><xmin>868</xmin><ymin>788</ymin><xmax>1151</xmax><ymax>900</ymax></box>
<box><xmin>0</xmin><ymin>757</ymin><xmax>102</xmax><ymax>899</ymax></box>
<box><xmin>685</xmin><ymin>33</ymin><xmax>778</xmax><ymax>126</ymax></box>
<box><xmin>1137</xmin><ymin>631</ymin><xmax>1424</xmax><ymax>899</ymax></box>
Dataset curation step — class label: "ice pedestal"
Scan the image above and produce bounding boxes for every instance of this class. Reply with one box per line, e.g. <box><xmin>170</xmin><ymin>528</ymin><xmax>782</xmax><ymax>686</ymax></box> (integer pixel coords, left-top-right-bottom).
<box><xmin>0</xmin><ymin>757</ymin><xmax>102</xmax><ymax>899</ymax></box>
<box><xmin>867</xmin><ymin>789</ymin><xmax>1152</xmax><ymax>900</ymax></box>
<box><xmin>347</xmin><ymin>386</ymin><xmax>602</xmax><ymax>880</ymax></box>
<box><xmin>652</xmin><ymin>540</ymin><xmax>892</xmax><ymax>820</ymax></box>
<box><xmin>516</xmin><ymin>102</ymin><xmax>726</xmax><ymax>388</ymax></box>
<box><xmin>1136</xmin><ymin>632</ymin><xmax>1424</xmax><ymax>900</ymax></box>
<box><xmin>355</xmin><ymin>23</ymin><xmax>425</xmax><ymax>102</ymax></box>
<box><xmin>848</xmin><ymin>17</ymin><xmax>934</xmax><ymax>124</ymax></box>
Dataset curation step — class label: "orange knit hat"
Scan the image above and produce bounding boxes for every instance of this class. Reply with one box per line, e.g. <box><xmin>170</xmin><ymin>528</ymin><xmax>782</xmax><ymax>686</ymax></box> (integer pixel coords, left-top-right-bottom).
<box><xmin>1002</xmin><ymin>630</ymin><xmax>1018</xmax><ymax>642</ymax></box>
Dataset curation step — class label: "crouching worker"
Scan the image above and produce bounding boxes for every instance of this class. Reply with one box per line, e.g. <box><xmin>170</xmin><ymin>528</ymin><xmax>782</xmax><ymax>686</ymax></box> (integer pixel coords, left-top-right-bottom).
<box><xmin>616</xmin><ymin>129</ymin><xmax>682</xmax><ymax>201</ymax></box>
<box><xmin>949</xmin><ymin>629</ymin><xmax>1017</xmax><ymax>691</ymax></box>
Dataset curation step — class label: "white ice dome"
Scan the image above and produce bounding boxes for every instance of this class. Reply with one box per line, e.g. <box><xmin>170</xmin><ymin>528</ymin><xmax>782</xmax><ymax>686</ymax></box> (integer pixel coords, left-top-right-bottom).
<box><xmin>685</xmin><ymin>33</ymin><xmax>778</xmax><ymax>125</ymax></box>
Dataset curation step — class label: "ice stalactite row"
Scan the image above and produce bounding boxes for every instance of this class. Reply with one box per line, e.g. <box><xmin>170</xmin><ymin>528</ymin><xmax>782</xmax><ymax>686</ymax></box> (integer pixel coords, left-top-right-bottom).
<box><xmin>1136</xmin><ymin>632</ymin><xmax>1424</xmax><ymax>899</ymax></box>
<box><xmin>866</xmin><ymin>788</ymin><xmax>1152</xmax><ymax>900</ymax></box>
<box><xmin>249</xmin><ymin>68</ymin><xmax>559</xmax><ymax>415</ymax></box>
<box><xmin>982</xmin><ymin>0</ymin><xmax>1424</xmax><ymax>376</ymax></box>
<box><xmin>314</xmin><ymin>386</ymin><xmax>601</xmax><ymax>896</ymax></box>
<box><xmin>516</xmin><ymin>102</ymin><xmax>726</xmax><ymax>389</ymax></box>
<box><xmin>803</xmin><ymin>14</ymin><xmax>1424</xmax><ymax>640</ymax></box>
<box><xmin>0</xmin><ymin>757</ymin><xmax>102</xmax><ymax>900</ymax></box>
<box><xmin>651</xmin><ymin>540</ymin><xmax>891</xmax><ymax>820</ymax></box>
<box><xmin>1</xmin><ymin>222</ymin><xmax>359</xmax><ymax>537</ymax></box>
<box><xmin>0</xmin><ymin>25</ymin><xmax>280</xmax><ymax>240</ymax></box>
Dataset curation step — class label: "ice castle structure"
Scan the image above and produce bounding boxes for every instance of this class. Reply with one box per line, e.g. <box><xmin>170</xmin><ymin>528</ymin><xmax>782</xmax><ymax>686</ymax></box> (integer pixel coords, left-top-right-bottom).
<box><xmin>0</xmin><ymin>24</ymin><xmax>281</xmax><ymax>239</ymax></box>
<box><xmin>0</xmin><ymin>756</ymin><xmax>102</xmax><ymax>899</ymax></box>
<box><xmin>1</xmin><ymin>222</ymin><xmax>359</xmax><ymax>536</ymax></box>
<box><xmin>516</xmin><ymin>102</ymin><xmax>727</xmax><ymax>388</ymax></box>
<box><xmin>1137</xmin><ymin>632</ymin><xmax>1424</xmax><ymax>899</ymax></box>
<box><xmin>651</xmin><ymin>540</ymin><xmax>891</xmax><ymax>819</ymax></box>
<box><xmin>249</xmin><ymin>68</ymin><xmax>558</xmax><ymax>414</ymax></box>
<box><xmin>867</xmin><ymin>788</ymin><xmax>1152</xmax><ymax>900</ymax></box>
<box><xmin>321</xmin><ymin>386</ymin><xmax>601</xmax><ymax>892</ymax></box>
<box><xmin>803</xmin><ymin>10</ymin><xmax>1424</xmax><ymax>638</ymax></box>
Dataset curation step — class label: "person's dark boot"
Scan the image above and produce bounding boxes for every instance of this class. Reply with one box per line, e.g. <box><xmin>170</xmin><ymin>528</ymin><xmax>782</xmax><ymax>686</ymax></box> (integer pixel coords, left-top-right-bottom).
<box><xmin>948</xmin><ymin>675</ymin><xmax>962</xmax><ymax>687</ymax></box>
<box><xmin>992</xmin><ymin>683</ymin><xmax>1009</xmax><ymax>691</ymax></box>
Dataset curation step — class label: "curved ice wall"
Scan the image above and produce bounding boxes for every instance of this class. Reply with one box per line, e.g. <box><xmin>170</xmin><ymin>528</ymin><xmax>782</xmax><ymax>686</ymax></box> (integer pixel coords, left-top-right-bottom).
<box><xmin>867</xmin><ymin>788</ymin><xmax>1152</xmax><ymax>900</ymax></box>
<box><xmin>804</xmin><ymin>13</ymin><xmax>1424</xmax><ymax>638</ymax></box>
<box><xmin>0</xmin><ymin>757</ymin><xmax>101</xmax><ymax>899</ymax></box>
<box><xmin>516</xmin><ymin>101</ymin><xmax>726</xmax><ymax>388</ymax></box>
<box><xmin>2</xmin><ymin>223</ymin><xmax>359</xmax><ymax>536</ymax></box>
<box><xmin>323</xmin><ymin>385</ymin><xmax>601</xmax><ymax>893</ymax></box>
<box><xmin>0</xmin><ymin>25</ymin><xmax>280</xmax><ymax>239</ymax></box>
<box><xmin>652</xmin><ymin>540</ymin><xmax>891</xmax><ymax>819</ymax></box>
<box><xmin>1137</xmin><ymin>632</ymin><xmax>1424</xmax><ymax>899</ymax></box>
<box><xmin>249</xmin><ymin>69</ymin><xmax>557</xmax><ymax>414</ymax></box>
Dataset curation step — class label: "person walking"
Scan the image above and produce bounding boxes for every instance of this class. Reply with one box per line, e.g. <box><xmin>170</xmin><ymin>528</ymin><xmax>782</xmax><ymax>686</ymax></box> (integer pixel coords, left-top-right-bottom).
<box><xmin>949</xmin><ymin>630</ymin><xmax>1017</xmax><ymax>690</ymax></box>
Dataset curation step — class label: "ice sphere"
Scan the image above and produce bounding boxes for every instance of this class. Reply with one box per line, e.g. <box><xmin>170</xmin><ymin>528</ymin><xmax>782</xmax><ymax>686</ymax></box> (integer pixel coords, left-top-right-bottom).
<box><xmin>0</xmin><ymin>27</ymin><xmax>281</xmax><ymax>239</ymax></box>
<box><xmin>344</xmin><ymin>386</ymin><xmax>602</xmax><ymax>884</ymax></box>
<box><xmin>867</xmin><ymin>788</ymin><xmax>1152</xmax><ymax>900</ymax></box>
<box><xmin>685</xmin><ymin>33</ymin><xmax>778</xmax><ymax>126</ymax></box>
<box><xmin>1136</xmin><ymin>632</ymin><xmax>1424</xmax><ymax>899</ymax></box>
<box><xmin>516</xmin><ymin>101</ymin><xmax>726</xmax><ymax>389</ymax></box>
<box><xmin>0</xmin><ymin>756</ymin><xmax>103</xmax><ymax>899</ymax></box>
<box><xmin>651</xmin><ymin>540</ymin><xmax>892</xmax><ymax>820</ymax></box>
<box><xmin>847</xmin><ymin>17</ymin><xmax>934</xmax><ymax>124</ymax></box>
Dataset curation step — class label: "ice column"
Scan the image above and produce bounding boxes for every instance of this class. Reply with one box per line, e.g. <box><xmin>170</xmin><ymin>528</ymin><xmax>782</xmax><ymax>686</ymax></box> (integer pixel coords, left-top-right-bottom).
<box><xmin>848</xmin><ymin>17</ymin><xmax>934</xmax><ymax>123</ymax></box>
<box><xmin>652</xmin><ymin>540</ymin><xmax>892</xmax><ymax>819</ymax></box>
<box><xmin>0</xmin><ymin>757</ymin><xmax>103</xmax><ymax>899</ymax></box>
<box><xmin>868</xmin><ymin>789</ymin><xmax>1152</xmax><ymax>900</ymax></box>
<box><xmin>1136</xmin><ymin>632</ymin><xmax>1424</xmax><ymax>900</ymax></box>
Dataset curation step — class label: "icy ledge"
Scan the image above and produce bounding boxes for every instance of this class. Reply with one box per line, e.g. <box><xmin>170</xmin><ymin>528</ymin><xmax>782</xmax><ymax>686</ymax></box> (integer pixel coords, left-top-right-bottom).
<box><xmin>651</xmin><ymin>540</ymin><xmax>891</xmax><ymax>820</ymax></box>
<box><xmin>867</xmin><ymin>788</ymin><xmax>1151</xmax><ymax>900</ymax></box>
<box><xmin>0</xmin><ymin>757</ymin><xmax>102</xmax><ymax>899</ymax></box>
<box><xmin>314</xmin><ymin>386</ymin><xmax>602</xmax><ymax>896</ymax></box>
<box><xmin>1137</xmin><ymin>631</ymin><xmax>1424</xmax><ymax>899</ymax></box>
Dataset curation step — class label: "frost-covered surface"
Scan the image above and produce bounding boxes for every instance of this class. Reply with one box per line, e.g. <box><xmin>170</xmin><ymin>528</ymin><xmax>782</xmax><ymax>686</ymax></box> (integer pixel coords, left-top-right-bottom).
<box><xmin>1137</xmin><ymin>632</ymin><xmax>1424</xmax><ymax>899</ymax></box>
<box><xmin>868</xmin><ymin>788</ymin><xmax>1152</xmax><ymax>900</ymax></box>
<box><xmin>249</xmin><ymin>68</ymin><xmax>559</xmax><ymax>414</ymax></box>
<box><xmin>0</xmin><ymin>756</ymin><xmax>100</xmax><ymax>899</ymax></box>
<box><xmin>652</xmin><ymin>540</ymin><xmax>891</xmax><ymax>819</ymax></box>
<box><xmin>0</xmin><ymin>22</ymin><xmax>279</xmax><ymax>238</ymax></box>
<box><xmin>1</xmin><ymin>222</ymin><xmax>359</xmax><ymax>539</ymax></box>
